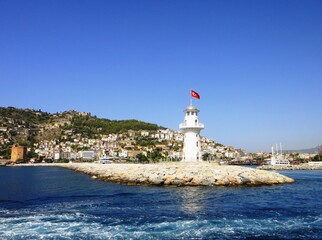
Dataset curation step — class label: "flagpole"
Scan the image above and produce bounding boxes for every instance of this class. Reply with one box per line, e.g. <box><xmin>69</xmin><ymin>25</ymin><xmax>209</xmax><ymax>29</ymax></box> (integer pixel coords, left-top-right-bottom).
<box><xmin>190</xmin><ymin>88</ymin><xmax>192</xmax><ymax>105</ymax></box>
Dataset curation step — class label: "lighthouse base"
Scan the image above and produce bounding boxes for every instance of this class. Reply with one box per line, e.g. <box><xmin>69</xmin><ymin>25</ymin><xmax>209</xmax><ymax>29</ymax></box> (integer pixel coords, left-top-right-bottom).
<box><xmin>181</xmin><ymin>154</ymin><xmax>203</xmax><ymax>162</ymax></box>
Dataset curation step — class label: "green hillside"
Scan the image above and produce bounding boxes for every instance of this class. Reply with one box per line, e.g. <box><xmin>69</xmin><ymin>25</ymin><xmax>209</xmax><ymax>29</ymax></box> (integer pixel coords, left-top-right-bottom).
<box><xmin>0</xmin><ymin>107</ymin><xmax>164</xmax><ymax>151</ymax></box>
<box><xmin>68</xmin><ymin>115</ymin><xmax>163</xmax><ymax>136</ymax></box>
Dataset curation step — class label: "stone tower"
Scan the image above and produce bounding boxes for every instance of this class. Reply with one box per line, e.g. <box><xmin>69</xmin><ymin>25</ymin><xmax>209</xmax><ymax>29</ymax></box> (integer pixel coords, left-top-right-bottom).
<box><xmin>179</xmin><ymin>104</ymin><xmax>204</xmax><ymax>162</ymax></box>
<box><xmin>11</xmin><ymin>145</ymin><xmax>27</xmax><ymax>162</ymax></box>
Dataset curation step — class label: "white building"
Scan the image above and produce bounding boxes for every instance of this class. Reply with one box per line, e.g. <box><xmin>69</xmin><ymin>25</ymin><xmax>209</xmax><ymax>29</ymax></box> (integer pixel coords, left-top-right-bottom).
<box><xmin>53</xmin><ymin>150</ymin><xmax>60</xmax><ymax>160</ymax></box>
<box><xmin>80</xmin><ymin>150</ymin><xmax>97</xmax><ymax>160</ymax></box>
<box><xmin>179</xmin><ymin>104</ymin><xmax>204</xmax><ymax>162</ymax></box>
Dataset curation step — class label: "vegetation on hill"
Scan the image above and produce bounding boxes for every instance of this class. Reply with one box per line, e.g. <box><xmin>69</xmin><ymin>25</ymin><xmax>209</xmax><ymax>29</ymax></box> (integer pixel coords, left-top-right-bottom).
<box><xmin>0</xmin><ymin>107</ymin><xmax>164</xmax><ymax>150</ymax></box>
<box><xmin>67</xmin><ymin>115</ymin><xmax>162</xmax><ymax>137</ymax></box>
<box><xmin>312</xmin><ymin>146</ymin><xmax>322</xmax><ymax>161</ymax></box>
<box><xmin>0</xmin><ymin>107</ymin><xmax>51</xmax><ymax>127</ymax></box>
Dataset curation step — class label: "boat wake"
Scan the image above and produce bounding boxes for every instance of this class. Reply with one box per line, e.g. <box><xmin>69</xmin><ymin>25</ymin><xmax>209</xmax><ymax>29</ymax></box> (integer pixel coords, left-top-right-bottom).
<box><xmin>1</xmin><ymin>203</ymin><xmax>321</xmax><ymax>240</ymax></box>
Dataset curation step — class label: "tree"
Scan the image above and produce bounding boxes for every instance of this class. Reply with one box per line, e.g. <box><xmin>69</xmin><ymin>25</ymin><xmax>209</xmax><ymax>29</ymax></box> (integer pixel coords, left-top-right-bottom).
<box><xmin>312</xmin><ymin>146</ymin><xmax>322</xmax><ymax>161</ymax></box>
<box><xmin>27</xmin><ymin>148</ymin><xmax>38</xmax><ymax>160</ymax></box>
<box><xmin>0</xmin><ymin>147</ymin><xmax>11</xmax><ymax>159</ymax></box>
<box><xmin>202</xmin><ymin>152</ymin><xmax>210</xmax><ymax>161</ymax></box>
<box><xmin>136</xmin><ymin>153</ymin><xmax>148</xmax><ymax>163</ymax></box>
<box><xmin>148</xmin><ymin>147</ymin><xmax>163</xmax><ymax>162</ymax></box>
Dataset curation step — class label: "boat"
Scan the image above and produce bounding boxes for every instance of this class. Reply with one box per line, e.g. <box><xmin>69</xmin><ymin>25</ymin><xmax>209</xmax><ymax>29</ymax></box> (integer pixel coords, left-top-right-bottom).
<box><xmin>266</xmin><ymin>143</ymin><xmax>290</xmax><ymax>165</ymax></box>
<box><xmin>99</xmin><ymin>156</ymin><xmax>113</xmax><ymax>164</ymax></box>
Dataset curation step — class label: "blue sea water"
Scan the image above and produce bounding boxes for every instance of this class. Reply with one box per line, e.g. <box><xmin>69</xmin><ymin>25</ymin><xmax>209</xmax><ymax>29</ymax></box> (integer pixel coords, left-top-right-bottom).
<box><xmin>0</xmin><ymin>167</ymin><xmax>322</xmax><ymax>239</ymax></box>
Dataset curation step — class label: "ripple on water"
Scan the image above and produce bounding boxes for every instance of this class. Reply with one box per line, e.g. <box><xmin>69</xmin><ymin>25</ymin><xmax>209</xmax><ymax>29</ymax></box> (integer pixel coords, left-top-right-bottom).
<box><xmin>1</xmin><ymin>167</ymin><xmax>322</xmax><ymax>239</ymax></box>
<box><xmin>1</xmin><ymin>206</ymin><xmax>322</xmax><ymax>240</ymax></box>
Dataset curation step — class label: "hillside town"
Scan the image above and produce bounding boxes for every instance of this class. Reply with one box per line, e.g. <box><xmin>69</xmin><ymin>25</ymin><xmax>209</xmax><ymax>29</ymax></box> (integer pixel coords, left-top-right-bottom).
<box><xmin>0</xmin><ymin>107</ymin><xmax>244</xmax><ymax>163</ymax></box>
<box><xmin>0</xmin><ymin>107</ymin><xmax>320</xmax><ymax>165</ymax></box>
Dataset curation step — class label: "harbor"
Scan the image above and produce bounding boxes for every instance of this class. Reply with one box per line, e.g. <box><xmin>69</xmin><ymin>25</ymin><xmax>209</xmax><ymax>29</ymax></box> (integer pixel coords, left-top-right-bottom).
<box><xmin>258</xmin><ymin>162</ymin><xmax>322</xmax><ymax>170</ymax></box>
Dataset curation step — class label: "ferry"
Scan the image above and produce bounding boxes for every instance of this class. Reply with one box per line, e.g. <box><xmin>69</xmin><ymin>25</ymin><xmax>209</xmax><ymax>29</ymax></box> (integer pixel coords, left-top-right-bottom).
<box><xmin>266</xmin><ymin>144</ymin><xmax>290</xmax><ymax>165</ymax></box>
<box><xmin>99</xmin><ymin>156</ymin><xmax>113</xmax><ymax>164</ymax></box>
<box><xmin>267</xmin><ymin>156</ymin><xmax>290</xmax><ymax>165</ymax></box>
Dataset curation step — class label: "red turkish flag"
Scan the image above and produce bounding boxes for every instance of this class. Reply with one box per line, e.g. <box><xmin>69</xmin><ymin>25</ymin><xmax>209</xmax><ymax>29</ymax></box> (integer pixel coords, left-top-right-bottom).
<box><xmin>191</xmin><ymin>90</ymin><xmax>200</xmax><ymax>99</ymax></box>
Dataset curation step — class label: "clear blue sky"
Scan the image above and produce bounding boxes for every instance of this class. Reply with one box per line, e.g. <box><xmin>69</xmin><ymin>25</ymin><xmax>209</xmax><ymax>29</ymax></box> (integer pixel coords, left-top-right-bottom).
<box><xmin>1</xmin><ymin>0</ymin><xmax>321</xmax><ymax>152</ymax></box>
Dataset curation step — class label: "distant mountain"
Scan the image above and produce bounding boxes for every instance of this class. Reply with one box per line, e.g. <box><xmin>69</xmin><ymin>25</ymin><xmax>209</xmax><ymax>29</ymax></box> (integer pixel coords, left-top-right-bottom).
<box><xmin>284</xmin><ymin>147</ymin><xmax>320</xmax><ymax>154</ymax></box>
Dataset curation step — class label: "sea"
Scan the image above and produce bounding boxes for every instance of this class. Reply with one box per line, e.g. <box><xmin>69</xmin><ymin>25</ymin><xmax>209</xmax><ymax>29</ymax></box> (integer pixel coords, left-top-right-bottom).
<box><xmin>0</xmin><ymin>166</ymin><xmax>321</xmax><ymax>240</ymax></box>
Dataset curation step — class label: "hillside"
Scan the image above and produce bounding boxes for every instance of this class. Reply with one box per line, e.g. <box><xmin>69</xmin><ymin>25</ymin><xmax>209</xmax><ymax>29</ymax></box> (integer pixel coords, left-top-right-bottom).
<box><xmin>0</xmin><ymin>107</ymin><xmax>240</xmax><ymax>163</ymax></box>
<box><xmin>0</xmin><ymin>107</ymin><xmax>164</xmax><ymax>157</ymax></box>
<box><xmin>284</xmin><ymin>147</ymin><xmax>320</xmax><ymax>154</ymax></box>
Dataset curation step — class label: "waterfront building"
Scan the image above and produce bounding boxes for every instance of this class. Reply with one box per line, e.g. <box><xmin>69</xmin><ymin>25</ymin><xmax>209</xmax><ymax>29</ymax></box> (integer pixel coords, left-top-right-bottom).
<box><xmin>179</xmin><ymin>104</ymin><xmax>204</xmax><ymax>162</ymax></box>
<box><xmin>60</xmin><ymin>151</ymin><xmax>77</xmax><ymax>160</ymax></box>
<box><xmin>80</xmin><ymin>150</ymin><xmax>97</xmax><ymax>160</ymax></box>
<box><xmin>53</xmin><ymin>150</ymin><xmax>60</xmax><ymax>160</ymax></box>
<box><xmin>11</xmin><ymin>145</ymin><xmax>27</xmax><ymax>162</ymax></box>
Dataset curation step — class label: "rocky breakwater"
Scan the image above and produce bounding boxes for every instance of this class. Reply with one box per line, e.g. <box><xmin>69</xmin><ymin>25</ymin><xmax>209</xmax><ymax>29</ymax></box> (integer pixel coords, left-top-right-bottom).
<box><xmin>258</xmin><ymin>163</ymin><xmax>322</xmax><ymax>171</ymax></box>
<box><xmin>50</xmin><ymin>162</ymin><xmax>294</xmax><ymax>186</ymax></box>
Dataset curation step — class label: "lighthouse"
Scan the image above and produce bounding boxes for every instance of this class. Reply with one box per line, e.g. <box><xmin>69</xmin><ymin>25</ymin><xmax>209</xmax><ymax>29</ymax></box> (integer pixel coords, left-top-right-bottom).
<box><xmin>179</xmin><ymin>104</ymin><xmax>204</xmax><ymax>162</ymax></box>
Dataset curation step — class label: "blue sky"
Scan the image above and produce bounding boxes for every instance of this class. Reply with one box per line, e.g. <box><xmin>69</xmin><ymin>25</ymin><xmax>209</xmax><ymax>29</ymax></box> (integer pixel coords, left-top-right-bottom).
<box><xmin>1</xmin><ymin>0</ymin><xmax>321</xmax><ymax>152</ymax></box>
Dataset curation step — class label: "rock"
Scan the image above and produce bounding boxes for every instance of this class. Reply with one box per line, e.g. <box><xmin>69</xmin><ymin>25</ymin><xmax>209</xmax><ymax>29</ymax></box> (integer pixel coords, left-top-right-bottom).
<box><xmin>13</xmin><ymin>162</ymin><xmax>295</xmax><ymax>186</ymax></box>
<box><xmin>170</xmin><ymin>178</ymin><xmax>182</xmax><ymax>186</ymax></box>
<box><xmin>164</xmin><ymin>176</ymin><xmax>174</xmax><ymax>185</ymax></box>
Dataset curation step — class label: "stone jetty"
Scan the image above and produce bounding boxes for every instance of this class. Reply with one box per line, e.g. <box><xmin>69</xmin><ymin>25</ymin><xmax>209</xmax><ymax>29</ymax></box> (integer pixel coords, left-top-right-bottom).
<box><xmin>15</xmin><ymin>162</ymin><xmax>294</xmax><ymax>186</ymax></box>
<box><xmin>258</xmin><ymin>162</ymin><xmax>322</xmax><ymax>171</ymax></box>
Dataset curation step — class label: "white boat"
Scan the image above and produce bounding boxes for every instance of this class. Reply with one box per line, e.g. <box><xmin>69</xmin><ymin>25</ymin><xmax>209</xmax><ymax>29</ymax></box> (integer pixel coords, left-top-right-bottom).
<box><xmin>267</xmin><ymin>155</ymin><xmax>290</xmax><ymax>165</ymax></box>
<box><xmin>99</xmin><ymin>156</ymin><xmax>113</xmax><ymax>164</ymax></box>
<box><xmin>266</xmin><ymin>143</ymin><xmax>290</xmax><ymax>165</ymax></box>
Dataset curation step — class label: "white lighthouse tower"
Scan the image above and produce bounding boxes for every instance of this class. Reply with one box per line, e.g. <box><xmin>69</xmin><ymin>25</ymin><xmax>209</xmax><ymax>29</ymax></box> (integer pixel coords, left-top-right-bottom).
<box><xmin>179</xmin><ymin>104</ymin><xmax>204</xmax><ymax>162</ymax></box>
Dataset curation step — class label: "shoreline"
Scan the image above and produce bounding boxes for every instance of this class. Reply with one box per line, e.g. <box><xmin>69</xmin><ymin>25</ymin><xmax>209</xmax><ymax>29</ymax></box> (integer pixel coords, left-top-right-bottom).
<box><xmin>12</xmin><ymin>162</ymin><xmax>295</xmax><ymax>186</ymax></box>
<box><xmin>258</xmin><ymin>163</ymin><xmax>322</xmax><ymax>171</ymax></box>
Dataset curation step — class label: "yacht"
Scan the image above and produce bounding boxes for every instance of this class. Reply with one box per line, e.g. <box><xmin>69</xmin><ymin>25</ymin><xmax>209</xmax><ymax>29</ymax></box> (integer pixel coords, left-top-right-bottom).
<box><xmin>266</xmin><ymin>143</ymin><xmax>290</xmax><ymax>165</ymax></box>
